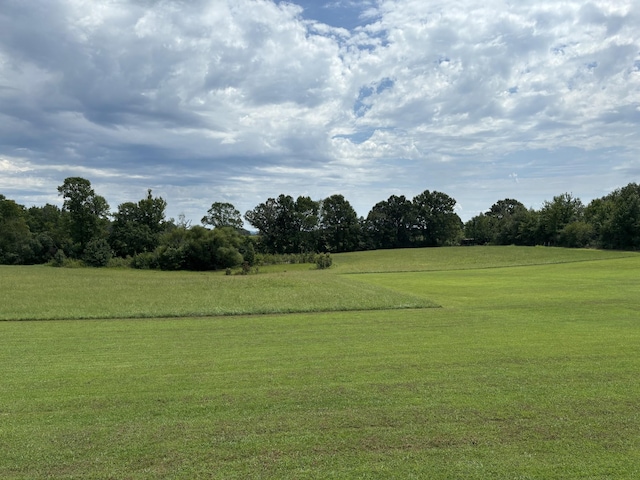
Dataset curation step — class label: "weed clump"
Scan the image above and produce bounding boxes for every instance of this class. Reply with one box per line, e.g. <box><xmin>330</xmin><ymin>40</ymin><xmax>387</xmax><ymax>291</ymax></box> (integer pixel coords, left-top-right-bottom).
<box><xmin>315</xmin><ymin>253</ymin><xmax>333</xmax><ymax>269</ymax></box>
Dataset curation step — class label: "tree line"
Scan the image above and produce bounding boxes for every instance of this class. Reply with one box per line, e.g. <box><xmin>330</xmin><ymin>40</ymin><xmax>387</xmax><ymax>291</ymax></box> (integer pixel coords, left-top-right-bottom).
<box><xmin>1</xmin><ymin>177</ymin><xmax>639</xmax><ymax>269</ymax></box>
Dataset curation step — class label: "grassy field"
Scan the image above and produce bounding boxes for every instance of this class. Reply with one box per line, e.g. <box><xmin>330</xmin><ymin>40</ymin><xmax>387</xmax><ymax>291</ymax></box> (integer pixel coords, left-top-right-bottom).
<box><xmin>1</xmin><ymin>246</ymin><xmax>639</xmax><ymax>478</ymax></box>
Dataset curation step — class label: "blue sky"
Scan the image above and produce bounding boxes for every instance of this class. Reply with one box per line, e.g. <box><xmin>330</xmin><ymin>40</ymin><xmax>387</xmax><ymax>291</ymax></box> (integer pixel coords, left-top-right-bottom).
<box><xmin>1</xmin><ymin>0</ymin><xmax>639</xmax><ymax>223</ymax></box>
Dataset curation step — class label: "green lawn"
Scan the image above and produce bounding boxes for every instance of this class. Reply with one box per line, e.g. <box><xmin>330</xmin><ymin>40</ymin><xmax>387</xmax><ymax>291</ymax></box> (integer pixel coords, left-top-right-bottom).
<box><xmin>1</xmin><ymin>247</ymin><xmax>639</xmax><ymax>478</ymax></box>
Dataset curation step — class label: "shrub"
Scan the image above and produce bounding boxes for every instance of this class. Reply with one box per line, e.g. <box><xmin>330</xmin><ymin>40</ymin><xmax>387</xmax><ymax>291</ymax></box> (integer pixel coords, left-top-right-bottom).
<box><xmin>215</xmin><ymin>246</ymin><xmax>243</xmax><ymax>269</ymax></box>
<box><xmin>50</xmin><ymin>249</ymin><xmax>67</xmax><ymax>267</ymax></box>
<box><xmin>156</xmin><ymin>246</ymin><xmax>186</xmax><ymax>271</ymax></box>
<box><xmin>82</xmin><ymin>238</ymin><xmax>112</xmax><ymax>267</ymax></box>
<box><xmin>315</xmin><ymin>253</ymin><xmax>333</xmax><ymax>269</ymax></box>
<box><xmin>131</xmin><ymin>252</ymin><xmax>159</xmax><ymax>270</ymax></box>
<box><xmin>47</xmin><ymin>250</ymin><xmax>84</xmax><ymax>268</ymax></box>
<box><xmin>559</xmin><ymin>221</ymin><xmax>595</xmax><ymax>248</ymax></box>
<box><xmin>107</xmin><ymin>256</ymin><xmax>132</xmax><ymax>268</ymax></box>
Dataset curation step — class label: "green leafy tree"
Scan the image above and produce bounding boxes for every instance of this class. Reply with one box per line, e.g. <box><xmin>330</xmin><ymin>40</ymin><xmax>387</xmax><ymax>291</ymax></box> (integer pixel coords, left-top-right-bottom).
<box><xmin>464</xmin><ymin>213</ymin><xmax>493</xmax><ymax>245</ymax></box>
<box><xmin>0</xmin><ymin>195</ymin><xmax>33</xmax><ymax>264</ymax></box>
<box><xmin>539</xmin><ymin>193</ymin><xmax>584</xmax><ymax>246</ymax></box>
<box><xmin>27</xmin><ymin>204</ymin><xmax>72</xmax><ymax>260</ymax></box>
<box><xmin>240</xmin><ymin>238</ymin><xmax>256</xmax><ymax>266</ymax></box>
<box><xmin>245</xmin><ymin>194</ymin><xmax>319</xmax><ymax>254</ymax></box>
<box><xmin>587</xmin><ymin>183</ymin><xmax>640</xmax><ymax>249</ymax></box>
<box><xmin>411</xmin><ymin>190</ymin><xmax>462</xmax><ymax>246</ymax></box>
<box><xmin>110</xmin><ymin>190</ymin><xmax>167</xmax><ymax>257</ymax></box>
<box><xmin>584</xmin><ymin>197</ymin><xmax>613</xmax><ymax>247</ymax></box>
<box><xmin>320</xmin><ymin>194</ymin><xmax>361</xmax><ymax>252</ymax></box>
<box><xmin>485</xmin><ymin>198</ymin><xmax>529</xmax><ymax>245</ymax></box>
<box><xmin>152</xmin><ymin>224</ymin><xmax>245</xmax><ymax>271</ymax></box>
<box><xmin>245</xmin><ymin>196</ymin><xmax>286</xmax><ymax>253</ymax></box>
<box><xmin>57</xmin><ymin>177</ymin><xmax>110</xmax><ymax>255</ymax></box>
<box><xmin>514</xmin><ymin>208</ymin><xmax>542</xmax><ymax>246</ymax></box>
<box><xmin>608</xmin><ymin>184</ymin><xmax>640</xmax><ymax>249</ymax></box>
<box><xmin>364</xmin><ymin>195</ymin><xmax>413</xmax><ymax>249</ymax></box>
<box><xmin>201</xmin><ymin>202</ymin><xmax>243</xmax><ymax>229</ymax></box>
<box><xmin>82</xmin><ymin>238</ymin><xmax>113</xmax><ymax>267</ymax></box>
<box><xmin>292</xmin><ymin>196</ymin><xmax>320</xmax><ymax>252</ymax></box>
<box><xmin>558</xmin><ymin>221</ymin><xmax>594</xmax><ymax>248</ymax></box>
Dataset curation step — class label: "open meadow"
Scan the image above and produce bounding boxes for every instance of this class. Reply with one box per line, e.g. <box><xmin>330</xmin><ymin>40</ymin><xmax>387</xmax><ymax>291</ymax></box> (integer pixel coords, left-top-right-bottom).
<box><xmin>1</xmin><ymin>246</ymin><xmax>639</xmax><ymax>478</ymax></box>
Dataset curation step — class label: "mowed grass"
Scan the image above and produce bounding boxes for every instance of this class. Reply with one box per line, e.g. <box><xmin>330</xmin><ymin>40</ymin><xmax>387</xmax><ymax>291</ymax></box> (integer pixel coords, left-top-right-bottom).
<box><xmin>332</xmin><ymin>244</ymin><xmax>637</xmax><ymax>273</ymax></box>
<box><xmin>1</xmin><ymin>247</ymin><xmax>639</xmax><ymax>479</ymax></box>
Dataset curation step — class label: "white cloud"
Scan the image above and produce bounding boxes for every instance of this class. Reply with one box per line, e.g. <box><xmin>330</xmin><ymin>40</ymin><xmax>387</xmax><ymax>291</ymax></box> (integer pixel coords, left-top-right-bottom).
<box><xmin>0</xmin><ymin>0</ymin><xmax>638</xmax><ymax>221</ymax></box>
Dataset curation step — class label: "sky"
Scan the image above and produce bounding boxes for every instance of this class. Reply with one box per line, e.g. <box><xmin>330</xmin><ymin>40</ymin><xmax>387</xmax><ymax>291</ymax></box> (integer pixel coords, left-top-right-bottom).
<box><xmin>1</xmin><ymin>0</ymin><xmax>639</xmax><ymax>225</ymax></box>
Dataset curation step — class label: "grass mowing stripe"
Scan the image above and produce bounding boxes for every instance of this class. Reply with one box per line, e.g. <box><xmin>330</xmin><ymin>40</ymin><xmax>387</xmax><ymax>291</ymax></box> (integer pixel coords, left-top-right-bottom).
<box><xmin>346</xmin><ymin>256</ymin><xmax>640</xmax><ymax>312</ymax></box>
<box><xmin>1</xmin><ymin>248</ymin><xmax>640</xmax><ymax>478</ymax></box>
<box><xmin>333</xmin><ymin>245</ymin><xmax>639</xmax><ymax>273</ymax></box>
<box><xmin>1</xmin><ymin>306</ymin><xmax>639</xmax><ymax>478</ymax></box>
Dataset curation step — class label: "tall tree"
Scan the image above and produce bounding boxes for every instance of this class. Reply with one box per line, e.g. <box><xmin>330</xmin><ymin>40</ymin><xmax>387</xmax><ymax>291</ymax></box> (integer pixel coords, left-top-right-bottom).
<box><xmin>0</xmin><ymin>195</ymin><xmax>33</xmax><ymax>264</ymax></box>
<box><xmin>608</xmin><ymin>183</ymin><xmax>640</xmax><ymax>249</ymax></box>
<box><xmin>320</xmin><ymin>194</ymin><xmax>361</xmax><ymax>252</ymax></box>
<box><xmin>463</xmin><ymin>213</ymin><xmax>493</xmax><ymax>245</ymax></box>
<box><xmin>27</xmin><ymin>204</ymin><xmax>72</xmax><ymax>261</ymax></box>
<box><xmin>411</xmin><ymin>190</ymin><xmax>462</xmax><ymax>247</ymax></box>
<box><xmin>245</xmin><ymin>195</ymin><xmax>293</xmax><ymax>253</ymax></box>
<box><xmin>587</xmin><ymin>183</ymin><xmax>640</xmax><ymax>249</ymax></box>
<box><xmin>364</xmin><ymin>195</ymin><xmax>413</xmax><ymax>249</ymax></box>
<box><xmin>110</xmin><ymin>189</ymin><xmax>167</xmax><ymax>257</ymax></box>
<box><xmin>57</xmin><ymin>177</ymin><xmax>110</xmax><ymax>254</ymax></box>
<box><xmin>292</xmin><ymin>196</ymin><xmax>320</xmax><ymax>253</ymax></box>
<box><xmin>201</xmin><ymin>202</ymin><xmax>243</xmax><ymax>229</ymax></box>
<box><xmin>539</xmin><ymin>193</ymin><xmax>584</xmax><ymax>246</ymax></box>
<box><xmin>245</xmin><ymin>194</ymin><xmax>319</xmax><ymax>253</ymax></box>
<box><xmin>485</xmin><ymin>198</ymin><xmax>529</xmax><ymax>245</ymax></box>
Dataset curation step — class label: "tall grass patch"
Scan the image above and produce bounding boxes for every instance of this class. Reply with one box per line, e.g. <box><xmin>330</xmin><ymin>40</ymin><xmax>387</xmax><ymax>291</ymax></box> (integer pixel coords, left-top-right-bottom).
<box><xmin>0</xmin><ymin>266</ymin><xmax>436</xmax><ymax>320</ymax></box>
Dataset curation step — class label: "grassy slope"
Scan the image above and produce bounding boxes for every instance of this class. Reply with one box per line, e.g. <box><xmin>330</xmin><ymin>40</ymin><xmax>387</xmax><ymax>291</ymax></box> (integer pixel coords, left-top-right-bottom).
<box><xmin>332</xmin><ymin>244</ymin><xmax>637</xmax><ymax>273</ymax></box>
<box><xmin>1</xmin><ymin>247</ymin><xmax>639</xmax><ymax>479</ymax></box>
<box><xmin>0</xmin><ymin>265</ymin><xmax>435</xmax><ymax>321</ymax></box>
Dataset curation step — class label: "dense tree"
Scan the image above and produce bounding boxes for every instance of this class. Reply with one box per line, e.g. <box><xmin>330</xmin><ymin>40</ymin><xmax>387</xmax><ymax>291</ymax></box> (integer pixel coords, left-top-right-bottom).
<box><xmin>486</xmin><ymin>198</ymin><xmax>529</xmax><ymax>245</ymax></box>
<box><xmin>110</xmin><ymin>190</ymin><xmax>167</xmax><ymax>257</ymax></box>
<box><xmin>539</xmin><ymin>193</ymin><xmax>584</xmax><ymax>246</ymax></box>
<box><xmin>584</xmin><ymin>197</ymin><xmax>612</xmax><ymax>247</ymax></box>
<box><xmin>463</xmin><ymin>213</ymin><xmax>493</xmax><ymax>245</ymax></box>
<box><xmin>83</xmin><ymin>238</ymin><xmax>113</xmax><ymax>267</ymax></box>
<box><xmin>587</xmin><ymin>183</ymin><xmax>640</xmax><ymax>249</ymax></box>
<box><xmin>607</xmin><ymin>184</ymin><xmax>640</xmax><ymax>249</ymax></box>
<box><xmin>57</xmin><ymin>177</ymin><xmax>110</xmax><ymax>255</ymax></box>
<box><xmin>292</xmin><ymin>196</ymin><xmax>320</xmax><ymax>253</ymax></box>
<box><xmin>27</xmin><ymin>204</ymin><xmax>71</xmax><ymax>259</ymax></box>
<box><xmin>244</xmin><ymin>194</ymin><xmax>320</xmax><ymax>253</ymax></box>
<box><xmin>465</xmin><ymin>200</ymin><xmax>542</xmax><ymax>246</ymax></box>
<box><xmin>0</xmin><ymin>195</ymin><xmax>33</xmax><ymax>264</ymax></box>
<box><xmin>152</xmin><ymin>225</ymin><xmax>244</xmax><ymax>271</ymax></box>
<box><xmin>201</xmin><ymin>202</ymin><xmax>243</xmax><ymax>229</ymax></box>
<box><xmin>319</xmin><ymin>194</ymin><xmax>361</xmax><ymax>252</ymax></box>
<box><xmin>515</xmin><ymin>208</ymin><xmax>542</xmax><ymax>246</ymax></box>
<box><xmin>411</xmin><ymin>190</ymin><xmax>462</xmax><ymax>246</ymax></box>
<box><xmin>364</xmin><ymin>195</ymin><xmax>413</xmax><ymax>249</ymax></box>
<box><xmin>245</xmin><ymin>195</ymin><xmax>291</xmax><ymax>253</ymax></box>
<box><xmin>558</xmin><ymin>221</ymin><xmax>594</xmax><ymax>248</ymax></box>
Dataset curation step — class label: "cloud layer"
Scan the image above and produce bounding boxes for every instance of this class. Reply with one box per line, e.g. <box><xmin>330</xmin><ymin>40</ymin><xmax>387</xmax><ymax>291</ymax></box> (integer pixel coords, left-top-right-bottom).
<box><xmin>1</xmin><ymin>0</ymin><xmax>638</xmax><ymax>221</ymax></box>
